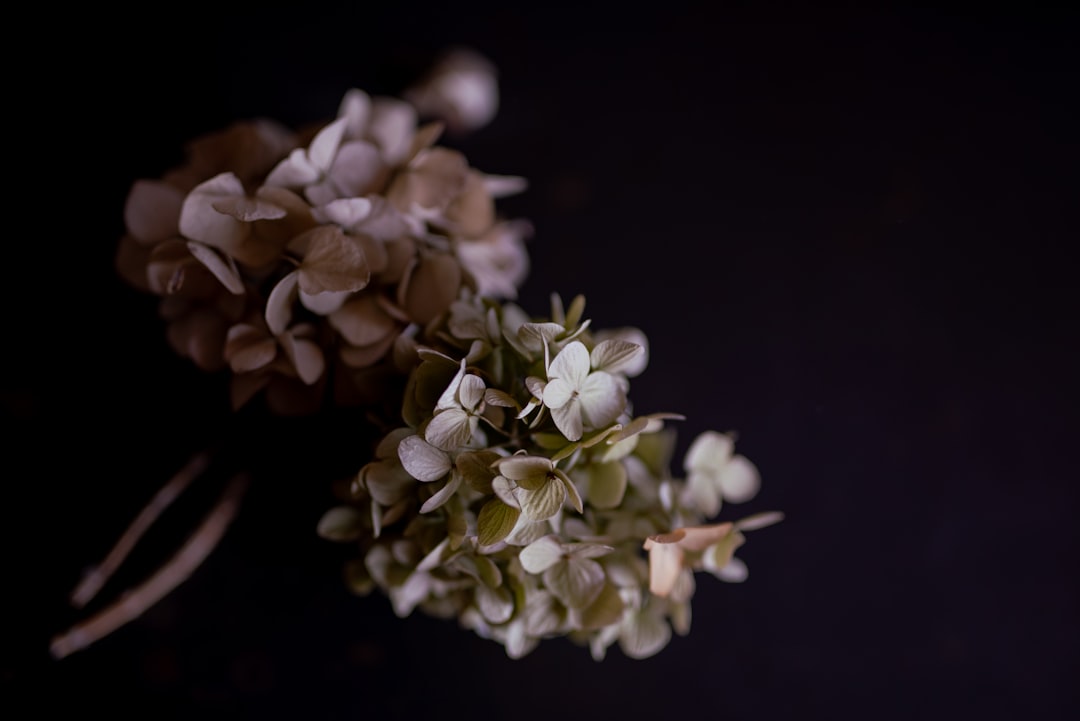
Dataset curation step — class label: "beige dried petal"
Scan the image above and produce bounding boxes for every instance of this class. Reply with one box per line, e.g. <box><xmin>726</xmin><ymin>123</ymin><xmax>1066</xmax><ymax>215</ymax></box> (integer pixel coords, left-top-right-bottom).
<box><xmin>328</xmin><ymin>293</ymin><xmax>396</xmax><ymax>347</ymax></box>
<box><xmin>279</xmin><ymin>330</ymin><xmax>325</xmax><ymax>385</ymax></box>
<box><xmin>404</xmin><ymin>48</ymin><xmax>499</xmax><ymax>134</ymax></box>
<box><xmin>224</xmin><ymin>323</ymin><xmax>277</xmax><ymax>373</ymax></box>
<box><xmin>265</xmin><ymin>271</ymin><xmax>299</xmax><ymax>336</ymax></box>
<box><xmin>124</xmin><ymin>179</ymin><xmax>184</xmax><ymax>245</ymax></box>
<box><xmin>368</xmin><ymin>97</ymin><xmax>417</xmax><ymax>165</ymax></box>
<box><xmin>186</xmin><ymin>241</ymin><xmax>245</xmax><ymax>295</ymax></box>
<box><xmin>296</xmin><ymin>226</ymin><xmax>370</xmax><ymax>295</ymax></box>
<box><xmin>338</xmin><ymin>330</ymin><xmax>399</xmax><ymax>369</ymax></box>
<box><xmin>444</xmin><ymin>171</ymin><xmax>494</xmax><ymax>237</ymax></box>
<box><xmin>387</xmin><ymin>147</ymin><xmax>469</xmax><ymax>213</ymax></box>
<box><xmin>399</xmin><ymin>253</ymin><xmax>462</xmax><ymax>325</ymax></box>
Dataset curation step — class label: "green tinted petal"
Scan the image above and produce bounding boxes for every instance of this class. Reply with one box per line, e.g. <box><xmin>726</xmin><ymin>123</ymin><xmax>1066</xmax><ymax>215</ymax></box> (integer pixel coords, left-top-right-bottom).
<box><xmin>497</xmin><ymin>455</ymin><xmax>553</xmax><ymax>488</ymax></box>
<box><xmin>586</xmin><ymin>461</ymin><xmax>627</xmax><ymax>510</ymax></box>
<box><xmin>477</xmin><ymin>499</ymin><xmax>521</xmax><ymax>547</ymax></box>
<box><xmin>544</xmin><ymin>556</ymin><xmax>604</xmax><ymax>609</ymax></box>
<box><xmin>575</xmin><ymin>581</ymin><xmax>625</xmax><ymax>631</ymax></box>
<box><xmin>517</xmin><ymin>477</ymin><xmax>567</xmax><ymax>521</ymax></box>
<box><xmin>618</xmin><ymin>609</ymin><xmax>672</xmax><ymax>660</ymax></box>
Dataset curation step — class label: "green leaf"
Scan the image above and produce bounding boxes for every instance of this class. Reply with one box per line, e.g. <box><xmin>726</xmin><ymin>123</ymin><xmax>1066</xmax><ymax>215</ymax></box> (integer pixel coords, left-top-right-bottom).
<box><xmin>531</xmin><ymin>432</ymin><xmax>566</xmax><ymax>450</ymax></box>
<box><xmin>316</xmin><ymin>506</ymin><xmax>364</xmax><ymax>542</ymax></box>
<box><xmin>550</xmin><ymin>441</ymin><xmax>581</xmax><ymax>463</ymax></box>
<box><xmin>474</xmin><ymin>554</ymin><xmax>503</xmax><ymax>588</ymax></box>
<box><xmin>543</xmin><ymin>556</ymin><xmax>604</xmax><ymax>609</ymax></box>
<box><xmin>586</xmin><ymin>461</ymin><xmax>627</xmax><ymax>509</ymax></box>
<box><xmin>477</xmin><ymin>499</ymin><xmax>521</xmax><ymax>547</ymax></box>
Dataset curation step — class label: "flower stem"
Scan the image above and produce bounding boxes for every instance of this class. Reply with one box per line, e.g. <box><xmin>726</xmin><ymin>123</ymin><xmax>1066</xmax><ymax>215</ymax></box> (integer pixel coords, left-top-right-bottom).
<box><xmin>50</xmin><ymin>470</ymin><xmax>250</xmax><ymax>660</ymax></box>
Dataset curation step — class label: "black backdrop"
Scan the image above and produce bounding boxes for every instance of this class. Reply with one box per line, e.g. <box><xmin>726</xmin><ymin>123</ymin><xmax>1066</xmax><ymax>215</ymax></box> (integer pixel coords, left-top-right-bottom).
<box><xmin>5</xmin><ymin>4</ymin><xmax>1078</xmax><ymax>720</ymax></box>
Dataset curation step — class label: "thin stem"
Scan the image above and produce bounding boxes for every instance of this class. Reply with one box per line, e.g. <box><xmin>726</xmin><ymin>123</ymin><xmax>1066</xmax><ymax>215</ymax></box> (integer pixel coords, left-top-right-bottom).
<box><xmin>69</xmin><ymin>451</ymin><xmax>212</xmax><ymax>609</ymax></box>
<box><xmin>50</xmin><ymin>471</ymin><xmax>250</xmax><ymax>660</ymax></box>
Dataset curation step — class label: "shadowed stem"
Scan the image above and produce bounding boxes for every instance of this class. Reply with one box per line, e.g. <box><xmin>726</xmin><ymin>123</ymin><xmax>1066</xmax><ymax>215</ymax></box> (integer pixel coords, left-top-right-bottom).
<box><xmin>50</xmin><ymin>470</ymin><xmax>250</xmax><ymax>660</ymax></box>
<box><xmin>68</xmin><ymin>451</ymin><xmax>212</xmax><ymax>609</ymax></box>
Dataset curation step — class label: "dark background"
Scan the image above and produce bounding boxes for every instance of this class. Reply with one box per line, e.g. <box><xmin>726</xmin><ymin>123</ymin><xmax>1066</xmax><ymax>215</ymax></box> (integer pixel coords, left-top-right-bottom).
<box><xmin>5</xmin><ymin>4</ymin><xmax>1078</xmax><ymax>719</ymax></box>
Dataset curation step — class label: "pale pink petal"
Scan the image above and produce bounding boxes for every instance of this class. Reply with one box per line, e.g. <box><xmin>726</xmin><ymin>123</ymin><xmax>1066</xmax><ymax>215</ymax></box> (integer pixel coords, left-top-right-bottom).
<box><xmin>279</xmin><ymin>333</ymin><xmax>325</xmax><ymax>385</ymax></box>
<box><xmin>328</xmin><ymin>293</ymin><xmax>396</xmax><ymax>346</ymax></box>
<box><xmin>265</xmin><ymin>270</ymin><xmax>299</xmax><ymax>336</ymax></box>
<box><xmin>264</xmin><ymin>147</ymin><xmax>321</xmax><ymax>188</ymax></box>
<box><xmin>186</xmin><ymin>241</ymin><xmax>244</xmax><ymax>294</ymax></box>
<box><xmin>124</xmin><ymin>180</ymin><xmax>183</xmax><ymax>245</ymax></box>
<box><xmin>368</xmin><ymin>98</ymin><xmax>417</xmax><ymax>164</ymax></box>
<box><xmin>307</xmin><ymin>117</ymin><xmax>348</xmax><ymax>173</ymax></box>
<box><xmin>646</xmin><ymin>541</ymin><xmax>684</xmax><ymax>597</ymax></box>
<box><xmin>327</xmin><ymin>140</ymin><xmax>385</xmax><ymax>198</ymax></box>
<box><xmin>337</xmin><ymin>88</ymin><xmax>372</xmax><ymax>138</ymax></box>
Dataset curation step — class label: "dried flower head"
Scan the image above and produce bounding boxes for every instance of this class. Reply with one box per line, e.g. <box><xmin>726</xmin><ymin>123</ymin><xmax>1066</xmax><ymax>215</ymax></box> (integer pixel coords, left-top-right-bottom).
<box><xmin>117</xmin><ymin>85</ymin><xmax>531</xmax><ymax>415</ymax></box>
<box><xmin>319</xmin><ymin>292</ymin><xmax>783</xmax><ymax>660</ymax></box>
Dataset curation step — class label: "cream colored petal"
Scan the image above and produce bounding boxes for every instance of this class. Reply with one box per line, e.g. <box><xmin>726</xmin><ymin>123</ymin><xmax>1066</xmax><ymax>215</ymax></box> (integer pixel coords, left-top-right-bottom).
<box><xmin>618</xmin><ymin>609</ymin><xmax>673</xmax><ymax>660</ymax></box>
<box><xmin>686</xmin><ymin>469</ymin><xmax>722</xmax><ymax>518</ymax></box>
<box><xmin>368</xmin><ymin>98</ymin><xmax>417</xmax><ymax>164</ymax></box>
<box><xmin>211</xmin><ymin>195</ymin><xmax>287</xmax><ymax>222</ymax></box>
<box><xmin>455</xmin><ymin>374</ymin><xmax>484</xmax><ymax>412</ymax></box>
<box><xmin>178</xmin><ymin>172</ymin><xmax>249</xmax><ymax>252</ymax></box>
<box><xmin>424</xmin><ymin>408</ymin><xmax>475</xmax><ymax>451</ymax></box>
<box><xmin>419</xmin><ymin>472</ymin><xmax>463</xmax><ymax>514</ymax></box>
<box><xmin>548</xmin><ymin>340</ymin><xmax>590</xmax><ymax>388</ymax></box>
<box><xmin>579</xmin><ymin>371</ymin><xmax>624</xmax><ymax>429</ymax></box>
<box><xmin>589</xmin><ymin>339</ymin><xmax>645</xmax><ymax>375</ymax></box>
<box><xmin>684</xmin><ymin>430</ymin><xmax>735</xmax><ymax>473</ymax></box>
<box><xmin>719</xmin><ymin>454</ymin><xmax>761</xmax><ymax>503</ymax></box>
<box><xmin>518</xmin><ymin>535</ymin><xmax>563</xmax><ymax>574</ymax></box>
<box><xmin>476</xmin><ymin>584</ymin><xmax>514</xmax><ymax>625</ymax></box>
<box><xmin>646</xmin><ymin>542</ymin><xmax>684</xmax><ymax>597</ymax></box>
<box><xmin>313</xmin><ymin>197</ymin><xmax>373</xmax><ymax>227</ymax></box>
<box><xmin>397</xmin><ymin>434</ymin><xmax>452</xmax><ymax>482</ymax></box>
<box><xmin>264</xmin><ymin>147</ymin><xmax>321</xmax><ymax>187</ymax></box>
<box><xmin>550</xmin><ymin>400</ymin><xmax>583</xmax><ymax>442</ymax></box>
<box><xmin>544</xmin><ymin>556</ymin><xmax>604</xmax><ymax>609</ymax></box>
<box><xmin>224</xmin><ymin>324</ymin><xmax>276</xmax><ymax>373</ymax></box>
<box><xmin>715</xmin><ymin>556</ymin><xmax>749</xmax><ymax>583</ymax></box>
<box><xmin>307</xmin><ymin>116</ymin><xmax>348</xmax><ymax>172</ymax></box>
<box><xmin>541</xmin><ymin>377</ymin><xmax>574</xmax><ymax>410</ymax></box>
<box><xmin>337</xmin><ymin>88</ymin><xmax>372</xmax><ymax>138</ymax></box>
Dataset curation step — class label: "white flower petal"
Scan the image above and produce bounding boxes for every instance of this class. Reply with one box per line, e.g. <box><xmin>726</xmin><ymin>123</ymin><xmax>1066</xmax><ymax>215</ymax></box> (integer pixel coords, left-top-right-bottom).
<box><xmin>578</xmin><ymin>371</ymin><xmax>624</xmax><ymax>429</ymax></box>
<box><xmin>397</xmin><ymin>434</ymin><xmax>452</xmax><ymax>482</ymax></box>
<box><xmin>719</xmin><ymin>454</ymin><xmax>761</xmax><ymax>503</ymax></box>
<box><xmin>424</xmin><ymin>408</ymin><xmax>475</xmax><ymax>451</ymax></box>
<box><xmin>548</xmin><ymin>340</ymin><xmax>590</xmax><ymax>388</ymax></box>
<box><xmin>684</xmin><ymin>431</ymin><xmax>734</xmax><ymax>473</ymax></box>
<box><xmin>519</xmin><ymin>535</ymin><xmax>563</xmax><ymax>574</ymax></box>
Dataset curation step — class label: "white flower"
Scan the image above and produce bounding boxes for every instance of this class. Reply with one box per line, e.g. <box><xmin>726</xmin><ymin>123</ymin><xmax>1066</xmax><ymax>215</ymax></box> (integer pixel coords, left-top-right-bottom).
<box><xmin>542</xmin><ymin>340</ymin><xmax>626</xmax><ymax>441</ymax></box>
<box><xmin>682</xmin><ymin>431</ymin><xmax>761</xmax><ymax>517</ymax></box>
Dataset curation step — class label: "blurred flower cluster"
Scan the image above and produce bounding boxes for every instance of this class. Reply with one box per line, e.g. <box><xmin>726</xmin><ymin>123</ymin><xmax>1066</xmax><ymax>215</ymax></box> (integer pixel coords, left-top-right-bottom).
<box><xmin>114</xmin><ymin>51</ymin><xmax>780</xmax><ymax>661</ymax></box>
<box><xmin>318</xmin><ymin>291</ymin><xmax>782</xmax><ymax>660</ymax></box>
<box><xmin>116</xmin><ymin>58</ymin><xmax>530</xmax><ymax>415</ymax></box>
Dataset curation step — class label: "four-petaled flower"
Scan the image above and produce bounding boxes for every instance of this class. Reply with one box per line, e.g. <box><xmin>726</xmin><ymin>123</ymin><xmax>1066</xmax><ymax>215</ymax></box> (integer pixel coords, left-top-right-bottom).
<box><xmin>541</xmin><ymin>340</ymin><xmax>626</xmax><ymax>441</ymax></box>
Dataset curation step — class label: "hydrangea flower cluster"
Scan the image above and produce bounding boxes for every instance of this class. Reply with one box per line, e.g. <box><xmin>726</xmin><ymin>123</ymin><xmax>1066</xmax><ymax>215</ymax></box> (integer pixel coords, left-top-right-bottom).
<box><xmin>107</xmin><ymin>54</ymin><xmax>780</xmax><ymax>662</ymax></box>
<box><xmin>318</xmin><ymin>292</ymin><xmax>782</xmax><ymax>660</ymax></box>
<box><xmin>116</xmin><ymin>80</ymin><xmax>530</xmax><ymax>415</ymax></box>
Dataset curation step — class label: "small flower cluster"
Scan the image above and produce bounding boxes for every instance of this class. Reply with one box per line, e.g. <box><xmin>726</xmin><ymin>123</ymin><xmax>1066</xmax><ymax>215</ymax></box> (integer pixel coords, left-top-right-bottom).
<box><xmin>319</xmin><ymin>292</ymin><xmax>782</xmax><ymax>660</ymax></box>
<box><xmin>116</xmin><ymin>79</ymin><xmax>529</xmax><ymax>415</ymax></box>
